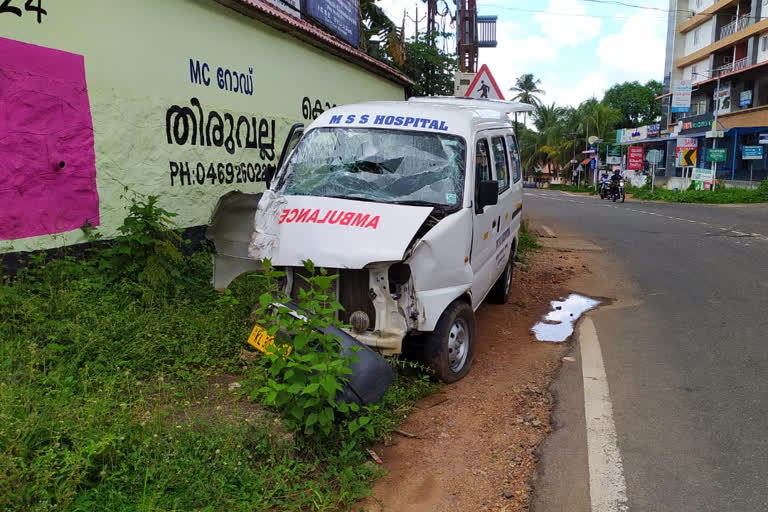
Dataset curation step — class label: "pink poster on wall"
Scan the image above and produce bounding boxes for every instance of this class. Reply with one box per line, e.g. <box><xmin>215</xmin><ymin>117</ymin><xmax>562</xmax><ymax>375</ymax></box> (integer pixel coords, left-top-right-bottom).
<box><xmin>0</xmin><ymin>37</ymin><xmax>99</xmax><ymax>241</ymax></box>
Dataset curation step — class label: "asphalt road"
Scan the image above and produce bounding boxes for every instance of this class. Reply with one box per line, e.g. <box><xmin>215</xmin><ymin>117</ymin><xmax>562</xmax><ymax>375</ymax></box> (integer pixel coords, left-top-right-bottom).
<box><xmin>525</xmin><ymin>190</ymin><xmax>768</xmax><ymax>512</ymax></box>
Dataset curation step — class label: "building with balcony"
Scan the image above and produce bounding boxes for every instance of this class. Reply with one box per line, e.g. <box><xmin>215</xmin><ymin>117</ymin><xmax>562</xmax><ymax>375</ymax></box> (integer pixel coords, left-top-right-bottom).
<box><xmin>661</xmin><ymin>0</ymin><xmax>768</xmax><ymax>183</ymax></box>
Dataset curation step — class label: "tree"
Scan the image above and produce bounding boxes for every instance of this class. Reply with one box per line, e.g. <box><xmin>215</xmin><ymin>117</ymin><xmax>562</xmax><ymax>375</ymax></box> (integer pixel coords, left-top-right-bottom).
<box><xmin>509</xmin><ymin>73</ymin><xmax>545</xmax><ymax>127</ymax></box>
<box><xmin>602</xmin><ymin>80</ymin><xmax>663</xmax><ymax>128</ymax></box>
<box><xmin>509</xmin><ymin>74</ymin><xmax>545</xmax><ymax>106</ymax></box>
<box><xmin>359</xmin><ymin>0</ymin><xmax>404</xmax><ymax>66</ymax></box>
<box><xmin>402</xmin><ymin>32</ymin><xmax>457</xmax><ymax>96</ymax></box>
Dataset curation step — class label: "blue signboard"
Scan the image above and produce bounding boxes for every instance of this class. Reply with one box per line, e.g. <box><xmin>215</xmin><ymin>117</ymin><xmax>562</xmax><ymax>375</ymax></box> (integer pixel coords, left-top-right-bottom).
<box><xmin>742</xmin><ymin>145</ymin><xmax>763</xmax><ymax>160</ymax></box>
<box><xmin>304</xmin><ymin>0</ymin><xmax>360</xmax><ymax>47</ymax></box>
<box><xmin>590</xmin><ymin>158</ymin><xmax>596</xmax><ymax>169</ymax></box>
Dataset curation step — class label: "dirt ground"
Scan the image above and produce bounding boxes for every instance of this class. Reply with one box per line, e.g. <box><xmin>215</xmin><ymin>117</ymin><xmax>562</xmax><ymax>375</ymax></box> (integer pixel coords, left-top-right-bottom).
<box><xmin>355</xmin><ymin>247</ymin><xmax>591</xmax><ymax>512</ymax></box>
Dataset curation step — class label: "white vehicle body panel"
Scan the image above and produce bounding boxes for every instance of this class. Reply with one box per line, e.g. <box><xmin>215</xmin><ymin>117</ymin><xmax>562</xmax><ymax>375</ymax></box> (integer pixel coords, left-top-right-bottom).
<box><xmin>248</xmin><ymin>193</ymin><xmax>432</xmax><ymax>268</ymax></box>
<box><xmin>209</xmin><ymin>98</ymin><xmax>526</xmax><ymax>355</ymax></box>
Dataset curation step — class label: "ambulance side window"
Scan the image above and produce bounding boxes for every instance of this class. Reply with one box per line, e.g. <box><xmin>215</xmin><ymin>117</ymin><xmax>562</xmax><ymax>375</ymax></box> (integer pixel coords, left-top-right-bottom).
<box><xmin>491</xmin><ymin>136</ymin><xmax>510</xmax><ymax>193</ymax></box>
<box><xmin>475</xmin><ymin>138</ymin><xmax>491</xmax><ymax>212</ymax></box>
<box><xmin>506</xmin><ymin>135</ymin><xmax>522</xmax><ymax>183</ymax></box>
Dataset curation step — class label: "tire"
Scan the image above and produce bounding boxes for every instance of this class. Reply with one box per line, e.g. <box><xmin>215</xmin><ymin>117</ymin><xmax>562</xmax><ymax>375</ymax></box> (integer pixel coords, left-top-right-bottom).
<box><xmin>488</xmin><ymin>258</ymin><xmax>513</xmax><ymax>304</ymax></box>
<box><xmin>424</xmin><ymin>301</ymin><xmax>476</xmax><ymax>383</ymax></box>
<box><xmin>620</xmin><ymin>191</ymin><xmax>625</xmax><ymax>203</ymax></box>
<box><xmin>612</xmin><ymin>193</ymin><xmax>617</xmax><ymax>202</ymax></box>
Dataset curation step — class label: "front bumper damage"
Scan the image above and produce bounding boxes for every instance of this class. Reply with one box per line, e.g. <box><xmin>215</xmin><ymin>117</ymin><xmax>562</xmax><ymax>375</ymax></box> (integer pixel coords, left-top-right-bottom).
<box><xmin>276</xmin><ymin>301</ymin><xmax>394</xmax><ymax>406</ymax></box>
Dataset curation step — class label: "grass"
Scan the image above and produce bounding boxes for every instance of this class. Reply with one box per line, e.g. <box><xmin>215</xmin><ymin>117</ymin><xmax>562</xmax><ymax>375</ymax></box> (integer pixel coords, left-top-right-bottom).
<box><xmin>516</xmin><ymin>218</ymin><xmax>539</xmax><ymax>264</ymax></box>
<box><xmin>0</xmin><ymin>248</ymin><xmax>437</xmax><ymax>511</ymax></box>
<box><xmin>546</xmin><ymin>184</ymin><xmax>593</xmax><ymax>193</ymax></box>
<box><xmin>629</xmin><ymin>179</ymin><xmax>768</xmax><ymax>204</ymax></box>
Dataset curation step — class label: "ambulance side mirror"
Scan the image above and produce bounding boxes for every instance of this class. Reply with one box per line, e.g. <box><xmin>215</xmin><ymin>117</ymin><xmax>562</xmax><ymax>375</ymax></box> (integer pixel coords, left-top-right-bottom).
<box><xmin>477</xmin><ymin>180</ymin><xmax>499</xmax><ymax>210</ymax></box>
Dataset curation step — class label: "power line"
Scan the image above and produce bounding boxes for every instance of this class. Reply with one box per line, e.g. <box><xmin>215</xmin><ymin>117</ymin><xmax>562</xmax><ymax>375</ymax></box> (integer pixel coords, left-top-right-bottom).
<box><xmin>477</xmin><ymin>4</ymin><xmax>667</xmax><ymax>20</ymax></box>
<box><xmin>481</xmin><ymin>1</ymin><xmax>768</xmax><ymax>22</ymax></box>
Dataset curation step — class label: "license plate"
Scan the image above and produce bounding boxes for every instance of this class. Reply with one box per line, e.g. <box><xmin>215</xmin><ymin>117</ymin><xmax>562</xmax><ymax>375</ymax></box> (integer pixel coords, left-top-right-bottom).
<box><xmin>246</xmin><ymin>324</ymin><xmax>291</xmax><ymax>356</ymax></box>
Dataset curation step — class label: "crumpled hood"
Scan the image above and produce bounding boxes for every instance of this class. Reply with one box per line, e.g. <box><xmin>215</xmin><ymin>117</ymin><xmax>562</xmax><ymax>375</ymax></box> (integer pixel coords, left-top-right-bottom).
<box><xmin>248</xmin><ymin>193</ymin><xmax>433</xmax><ymax>269</ymax></box>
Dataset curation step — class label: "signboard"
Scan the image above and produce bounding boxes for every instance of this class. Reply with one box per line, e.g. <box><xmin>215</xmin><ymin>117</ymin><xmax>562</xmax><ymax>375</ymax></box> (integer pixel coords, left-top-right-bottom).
<box><xmin>759</xmin><ymin>133</ymin><xmax>768</xmax><ymax>144</ymax></box>
<box><xmin>465</xmin><ymin>64</ymin><xmax>505</xmax><ymax>100</ymax></box>
<box><xmin>739</xmin><ymin>90</ymin><xmax>753</xmax><ymax>107</ymax></box>
<box><xmin>714</xmin><ymin>83</ymin><xmax>732</xmax><ymax>115</ymax></box>
<box><xmin>677</xmin><ymin>148</ymin><xmax>697</xmax><ymax>166</ymax></box>
<box><xmin>671</xmin><ymin>80</ymin><xmax>692</xmax><ymax>113</ymax></box>
<box><xmin>627</xmin><ymin>146</ymin><xmax>644</xmax><ymax>170</ymax></box>
<box><xmin>692</xmin><ymin>167</ymin><xmax>714</xmax><ymax>182</ymax></box>
<box><xmin>707</xmin><ymin>148</ymin><xmax>727</xmax><ymax>162</ymax></box>
<box><xmin>304</xmin><ymin>0</ymin><xmax>360</xmax><ymax>47</ymax></box>
<box><xmin>606</xmin><ymin>146</ymin><xmax>621</xmax><ymax>165</ymax></box>
<box><xmin>629</xmin><ymin>126</ymin><xmax>648</xmax><ymax>141</ymax></box>
<box><xmin>676</xmin><ymin>137</ymin><xmax>698</xmax><ymax>167</ymax></box>
<box><xmin>647</xmin><ymin>149</ymin><xmax>664</xmax><ymax>164</ymax></box>
<box><xmin>742</xmin><ymin>146</ymin><xmax>763</xmax><ymax>160</ymax></box>
<box><xmin>620</xmin><ymin>128</ymin><xmax>632</xmax><ymax>144</ymax></box>
<box><xmin>265</xmin><ymin>0</ymin><xmax>301</xmax><ymax>14</ymax></box>
<box><xmin>647</xmin><ymin>124</ymin><xmax>660</xmax><ymax>138</ymax></box>
<box><xmin>680</xmin><ymin>119</ymin><xmax>711</xmax><ymax>131</ymax></box>
<box><xmin>615</xmin><ymin>129</ymin><xmax>623</xmax><ymax>144</ymax></box>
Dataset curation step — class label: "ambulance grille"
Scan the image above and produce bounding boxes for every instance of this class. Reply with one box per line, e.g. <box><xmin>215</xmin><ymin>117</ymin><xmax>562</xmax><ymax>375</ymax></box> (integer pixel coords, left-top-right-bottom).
<box><xmin>289</xmin><ymin>267</ymin><xmax>375</xmax><ymax>330</ymax></box>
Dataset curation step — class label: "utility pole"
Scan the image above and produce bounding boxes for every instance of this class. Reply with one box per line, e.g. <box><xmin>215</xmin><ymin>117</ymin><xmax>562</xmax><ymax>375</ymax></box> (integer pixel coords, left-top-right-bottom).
<box><xmin>456</xmin><ymin>0</ymin><xmax>478</xmax><ymax>72</ymax></box>
<box><xmin>710</xmin><ymin>73</ymin><xmax>721</xmax><ymax>191</ymax></box>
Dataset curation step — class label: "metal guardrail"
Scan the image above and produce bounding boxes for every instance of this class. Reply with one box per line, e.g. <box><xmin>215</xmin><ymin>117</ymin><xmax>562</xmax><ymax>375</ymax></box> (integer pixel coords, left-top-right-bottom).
<box><xmin>719</xmin><ymin>15</ymin><xmax>751</xmax><ymax>40</ymax></box>
<box><xmin>712</xmin><ymin>57</ymin><xmax>749</xmax><ymax>77</ymax></box>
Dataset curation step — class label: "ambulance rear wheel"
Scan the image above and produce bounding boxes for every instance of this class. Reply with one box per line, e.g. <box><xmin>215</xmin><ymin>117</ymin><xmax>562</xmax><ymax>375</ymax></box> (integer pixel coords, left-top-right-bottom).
<box><xmin>424</xmin><ymin>301</ymin><xmax>476</xmax><ymax>383</ymax></box>
<box><xmin>488</xmin><ymin>259</ymin><xmax>513</xmax><ymax>304</ymax></box>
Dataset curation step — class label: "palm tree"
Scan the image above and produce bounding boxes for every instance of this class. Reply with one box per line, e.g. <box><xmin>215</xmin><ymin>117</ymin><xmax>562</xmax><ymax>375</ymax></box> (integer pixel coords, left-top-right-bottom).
<box><xmin>533</xmin><ymin>103</ymin><xmax>564</xmax><ymax>133</ymax></box>
<box><xmin>509</xmin><ymin>74</ymin><xmax>545</xmax><ymax>126</ymax></box>
<box><xmin>510</xmin><ymin>73</ymin><xmax>545</xmax><ymax>105</ymax></box>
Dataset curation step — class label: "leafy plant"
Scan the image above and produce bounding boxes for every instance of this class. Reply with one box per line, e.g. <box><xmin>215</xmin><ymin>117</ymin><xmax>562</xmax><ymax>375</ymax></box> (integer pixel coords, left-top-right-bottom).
<box><xmin>251</xmin><ymin>260</ymin><xmax>364</xmax><ymax>436</ymax></box>
<box><xmin>99</xmin><ymin>193</ymin><xmax>187</xmax><ymax>296</ymax></box>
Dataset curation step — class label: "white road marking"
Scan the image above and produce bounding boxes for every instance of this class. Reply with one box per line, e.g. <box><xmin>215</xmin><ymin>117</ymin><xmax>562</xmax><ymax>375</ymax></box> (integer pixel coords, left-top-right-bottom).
<box><xmin>580</xmin><ymin>317</ymin><xmax>629</xmax><ymax>512</ymax></box>
<box><xmin>530</xmin><ymin>192</ymin><xmax>766</xmax><ymax>244</ymax></box>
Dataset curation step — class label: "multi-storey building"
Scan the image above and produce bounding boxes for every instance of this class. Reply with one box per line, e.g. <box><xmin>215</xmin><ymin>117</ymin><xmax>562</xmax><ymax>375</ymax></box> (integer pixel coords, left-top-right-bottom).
<box><xmin>661</xmin><ymin>0</ymin><xmax>768</xmax><ymax>183</ymax></box>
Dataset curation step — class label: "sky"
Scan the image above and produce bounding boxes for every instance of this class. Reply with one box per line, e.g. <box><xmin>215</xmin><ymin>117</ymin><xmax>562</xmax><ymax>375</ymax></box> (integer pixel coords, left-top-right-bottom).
<box><xmin>377</xmin><ymin>0</ymin><xmax>670</xmax><ymax>108</ymax></box>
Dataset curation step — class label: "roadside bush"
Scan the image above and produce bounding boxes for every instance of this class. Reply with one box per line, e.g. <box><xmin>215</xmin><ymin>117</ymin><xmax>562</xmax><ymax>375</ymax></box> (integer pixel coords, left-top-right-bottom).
<box><xmin>97</xmin><ymin>193</ymin><xmax>188</xmax><ymax>301</ymax></box>
<box><xmin>1</xmin><ymin>194</ymin><xmax>437</xmax><ymax>510</ymax></box>
<box><xmin>630</xmin><ymin>179</ymin><xmax>768</xmax><ymax>204</ymax></box>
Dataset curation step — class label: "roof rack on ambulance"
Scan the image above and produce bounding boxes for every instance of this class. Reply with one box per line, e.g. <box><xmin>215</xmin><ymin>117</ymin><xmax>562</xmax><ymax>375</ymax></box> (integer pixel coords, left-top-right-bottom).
<box><xmin>407</xmin><ymin>96</ymin><xmax>536</xmax><ymax>114</ymax></box>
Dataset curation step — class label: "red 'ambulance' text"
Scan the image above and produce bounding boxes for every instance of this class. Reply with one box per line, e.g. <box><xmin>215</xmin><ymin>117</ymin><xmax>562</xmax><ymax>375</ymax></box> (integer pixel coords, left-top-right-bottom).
<box><xmin>278</xmin><ymin>208</ymin><xmax>381</xmax><ymax>230</ymax></box>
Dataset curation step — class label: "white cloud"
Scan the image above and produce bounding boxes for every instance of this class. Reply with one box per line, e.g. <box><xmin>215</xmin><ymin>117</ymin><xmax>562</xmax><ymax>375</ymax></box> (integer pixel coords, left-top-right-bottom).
<box><xmin>534</xmin><ymin>0</ymin><xmax>603</xmax><ymax>46</ymax></box>
<box><xmin>479</xmin><ymin>21</ymin><xmax>560</xmax><ymax>100</ymax></box>
<box><xmin>545</xmin><ymin>72</ymin><xmax>610</xmax><ymax>108</ymax></box>
<box><xmin>596</xmin><ymin>11</ymin><xmax>665</xmax><ymax>81</ymax></box>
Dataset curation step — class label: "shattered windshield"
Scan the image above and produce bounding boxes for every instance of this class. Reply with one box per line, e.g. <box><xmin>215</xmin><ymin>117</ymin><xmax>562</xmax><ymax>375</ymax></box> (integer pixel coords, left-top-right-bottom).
<box><xmin>277</xmin><ymin>127</ymin><xmax>466</xmax><ymax>208</ymax></box>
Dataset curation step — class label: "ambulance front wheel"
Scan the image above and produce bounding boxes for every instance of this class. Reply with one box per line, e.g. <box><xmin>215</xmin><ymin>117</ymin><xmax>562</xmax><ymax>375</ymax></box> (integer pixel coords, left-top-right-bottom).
<box><xmin>424</xmin><ymin>301</ymin><xmax>476</xmax><ymax>383</ymax></box>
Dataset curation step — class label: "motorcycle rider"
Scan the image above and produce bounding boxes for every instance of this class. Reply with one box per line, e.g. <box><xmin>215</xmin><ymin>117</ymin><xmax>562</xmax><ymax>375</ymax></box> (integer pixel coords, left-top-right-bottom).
<box><xmin>610</xmin><ymin>169</ymin><xmax>622</xmax><ymax>191</ymax></box>
<box><xmin>599</xmin><ymin>173</ymin><xmax>611</xmax><ymax>198</ymax></box>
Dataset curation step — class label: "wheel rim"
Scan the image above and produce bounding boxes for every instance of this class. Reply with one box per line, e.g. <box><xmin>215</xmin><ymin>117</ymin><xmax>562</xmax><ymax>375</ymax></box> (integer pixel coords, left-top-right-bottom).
<box><xmin>448</xmin><ymin>318</ymin><xmax>470</xmax><ymax>373</ymax></box>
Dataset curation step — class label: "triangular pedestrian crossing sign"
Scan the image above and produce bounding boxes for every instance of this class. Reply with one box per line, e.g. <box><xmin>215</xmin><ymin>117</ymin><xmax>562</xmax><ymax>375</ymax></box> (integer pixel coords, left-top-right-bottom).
<box><xmin>465</xmin><ymin>64</ymin><xmax>505</xmax><ymax>100</ymax></box>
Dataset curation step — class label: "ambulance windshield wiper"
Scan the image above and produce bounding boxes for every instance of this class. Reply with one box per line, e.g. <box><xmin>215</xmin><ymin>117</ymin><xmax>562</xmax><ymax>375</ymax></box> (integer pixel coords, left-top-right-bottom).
<box><xmin>391</xmin><ymin>200</ymin><xmax>443</xmax><ymax>212</ymax></box>
<box><xmin>325</xmin><ymin>194</ymin><xmax>380</xmax><ymax>203</ymax></box>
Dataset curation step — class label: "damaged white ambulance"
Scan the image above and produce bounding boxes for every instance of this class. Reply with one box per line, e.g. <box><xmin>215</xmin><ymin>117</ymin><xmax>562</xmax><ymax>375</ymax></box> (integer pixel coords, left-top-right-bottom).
<box><xmin>207</xmin><ymin>97</ymin><xmax>533</xmax><ymax>383</ymax></box>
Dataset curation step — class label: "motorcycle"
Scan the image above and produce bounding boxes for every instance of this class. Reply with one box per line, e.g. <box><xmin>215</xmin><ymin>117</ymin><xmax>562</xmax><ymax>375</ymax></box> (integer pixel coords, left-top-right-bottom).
<box><xmin>599</xmin><ymin>181</ymin><xmax>611</xmax><ymax>200</ymax></box>
<box><xmin>610</xmin><ymin>180</ymin><xmax>626</xmax><ymax>203</ymax></box>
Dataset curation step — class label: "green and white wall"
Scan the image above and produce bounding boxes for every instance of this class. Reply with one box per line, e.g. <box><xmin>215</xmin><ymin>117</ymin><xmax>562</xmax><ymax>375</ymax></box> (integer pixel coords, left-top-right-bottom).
<box><xmin>0</xmin><ymin>0</ymin><xmax>404</xmax><ymax>254</ymax></box>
